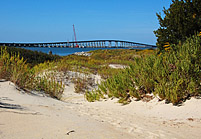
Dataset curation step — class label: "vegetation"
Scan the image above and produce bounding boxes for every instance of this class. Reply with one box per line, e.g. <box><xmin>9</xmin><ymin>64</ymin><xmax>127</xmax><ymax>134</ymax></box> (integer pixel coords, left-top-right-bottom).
<box><xmin>0</xmin><ymin>47</ymin><xmax>35</xmax><ymax>89</ymax></box>
<box><xmin>55</xmin><ymin>49</ymin><xmax>155</xmax><ymax>79</ymax></box>
<box><xmin>86</xmin><ymin>35</ymin><xmax>201</xmax><ymax>105</ymax></box>
<box><xmin>85</xmin><ymin>90</ymin><xmax>104</xmax><ymax>102</ymax></box>
<box><xmin>0</xmin><ymin>47</ymin><xmax>64</xmax><ymax>99</ymax></box>
<box><xmin>73</xmin><ymin>77</ymin><xmax>89</xmax><ymax>94</ymax></box>
<box><xmin>1</xmin><ymin>36</ymin><xmax>199</xmax><ymax>106</ymax></box>
<box><xmin>34</xmin><ymin>73</ymin><xmax>64</xmax><ymax>99</ymax></box>
<box><xmin>0</xmin><ymin>1</ymin><xmax>199</xmax><ymax>107</ymax></box>
<box><xmin>0</xmin><ymin>46</ymin><xmax>60</xmax><ymax>66</ymax></box>
<box><xmin>0</xmin><ymin>46</ymin><xmax>150</xmax><ymax>100</ymax></box>
<box><xmin>154</xmin><ymin>0</ymin><xmax>201</xmax><ymax>51</ymax></box>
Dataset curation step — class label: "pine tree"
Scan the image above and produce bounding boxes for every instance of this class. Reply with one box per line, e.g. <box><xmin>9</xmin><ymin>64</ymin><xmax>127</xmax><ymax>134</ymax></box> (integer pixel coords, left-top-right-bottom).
<box><xmin>154</xmin><ymin>0</ymin><xmax>201</xmax><ymax>51</ymax></box>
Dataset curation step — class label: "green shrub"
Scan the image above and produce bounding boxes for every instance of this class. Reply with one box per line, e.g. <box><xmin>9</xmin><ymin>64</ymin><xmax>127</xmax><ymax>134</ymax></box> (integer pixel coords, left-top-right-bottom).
<box><xmin>89</xmin><ymin>35</ymin><xmax>201</xmax><ymax>105</ymax></box>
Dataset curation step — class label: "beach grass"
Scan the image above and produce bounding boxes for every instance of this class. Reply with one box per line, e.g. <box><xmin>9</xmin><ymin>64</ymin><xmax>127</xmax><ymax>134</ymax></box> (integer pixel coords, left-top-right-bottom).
<box><xmin>86</xmin><ymin>35</ymin><xmax>201</xmax><ymax>105</ymax></box>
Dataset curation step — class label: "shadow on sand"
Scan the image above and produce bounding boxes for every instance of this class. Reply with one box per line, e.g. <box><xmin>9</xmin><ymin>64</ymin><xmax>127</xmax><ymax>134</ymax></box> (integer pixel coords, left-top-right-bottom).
<box><xmin>0</xmin><ymin>102</ymin><xmax>23</xmax><ymax>110</ymax></box>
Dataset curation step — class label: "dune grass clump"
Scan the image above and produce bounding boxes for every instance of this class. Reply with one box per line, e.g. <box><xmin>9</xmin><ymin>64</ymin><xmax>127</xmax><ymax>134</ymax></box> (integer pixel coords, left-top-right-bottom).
<box><xmin>0</xmin><ymin>47</ymin><xmax>35</xmax><ymax>89</ymax></box>
<box><xmin>0</xmin><ymin>47</ymin><xmax>64</xmax><ymax>99</ymax></box>
<box><xmin>85</xmin><ymin>89</ymin><xmax>104</xmax><ymax>102</ymax></box>
<box><xmin>73</xmin><ymin>77</ymin><xmax>89</xmax><ymax>94</ymax></box>
<box><xmin>34</xmin><ymin>75</ymin><xmax>64</xmax><ymax>99</ymax></box>
<box><xmin>86</xmin><ymin>35</ymin><xmax>201</xmax><ymax>105</ymax></box>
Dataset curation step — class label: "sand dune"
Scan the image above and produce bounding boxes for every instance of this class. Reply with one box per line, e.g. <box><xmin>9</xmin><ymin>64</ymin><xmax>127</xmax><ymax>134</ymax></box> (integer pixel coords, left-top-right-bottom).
<box><xmin>0</xmin><ymin>81</ymin><xmax>201</xmax><ymax>139</ymax></box>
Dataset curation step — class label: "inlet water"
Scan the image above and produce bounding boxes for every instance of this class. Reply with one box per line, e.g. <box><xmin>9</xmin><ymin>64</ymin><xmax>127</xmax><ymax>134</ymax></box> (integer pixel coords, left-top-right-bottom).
<box><xmin>20</xmin><ymin>47</ymin><xmax>151</xmax><ymax>56</ymax></box>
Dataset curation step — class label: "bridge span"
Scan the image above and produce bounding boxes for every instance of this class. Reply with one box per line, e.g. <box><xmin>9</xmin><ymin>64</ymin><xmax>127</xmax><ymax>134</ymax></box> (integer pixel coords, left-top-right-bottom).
<box><xmin>0</xmin><ymin>40</ymin><xmax>156</xmax><ymax>48</ymax></box>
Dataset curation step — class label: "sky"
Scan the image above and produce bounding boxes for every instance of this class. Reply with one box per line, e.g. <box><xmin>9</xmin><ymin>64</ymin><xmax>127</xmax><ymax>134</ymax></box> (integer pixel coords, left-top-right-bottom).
<box><xmin>0</xmin><ymin>0</ymin><xmax>172</xmax><ymax>45</ymax></box>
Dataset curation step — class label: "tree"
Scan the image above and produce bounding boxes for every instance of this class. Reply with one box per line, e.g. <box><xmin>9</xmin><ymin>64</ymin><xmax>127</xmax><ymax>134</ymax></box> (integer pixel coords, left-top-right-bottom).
<box><xmin>154</xmin><ymin>0</ymin><xmax>201</xmax><ymax>51</ymax></box>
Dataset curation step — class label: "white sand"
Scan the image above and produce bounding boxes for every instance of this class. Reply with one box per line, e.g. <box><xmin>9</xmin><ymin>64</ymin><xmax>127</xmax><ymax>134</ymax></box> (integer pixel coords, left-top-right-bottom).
<box><xmin>0</xmin><ymin>81</ymin><xmax>201</xmax><ymax>139</ymax></box>
<box><xmin>109</xmin><ymin>64</ymin><xmax>127</xmax><ymax>69</ymax></box>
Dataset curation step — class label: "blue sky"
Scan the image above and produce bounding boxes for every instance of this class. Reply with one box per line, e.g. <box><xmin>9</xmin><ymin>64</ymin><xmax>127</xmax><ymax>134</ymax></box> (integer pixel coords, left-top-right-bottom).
<box><xmin>0</xmin><ymin>0</ymin><xmax>172</xmax><ymax>45</ymax></box>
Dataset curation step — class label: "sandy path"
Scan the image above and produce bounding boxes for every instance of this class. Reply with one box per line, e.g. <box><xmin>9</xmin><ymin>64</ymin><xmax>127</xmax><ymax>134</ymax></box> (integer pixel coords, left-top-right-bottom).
<box><xmin>0</xmin><ymin>81</ymin><xmax>133</xmax><ymax>139</ymax></box>
<box><xmin>1</xmin><ymin>81</ymin><xmax>201</xmax><ymax>139</ymax></box>
<box><xmin>73</xmin><ymin>99</ymin><xmax>201</xmax><ymax>139</ymax></box>
<box><xmin>62</xmin><ymin>83</ymin><xmax>201</xmax><ymax>139</ymax></box>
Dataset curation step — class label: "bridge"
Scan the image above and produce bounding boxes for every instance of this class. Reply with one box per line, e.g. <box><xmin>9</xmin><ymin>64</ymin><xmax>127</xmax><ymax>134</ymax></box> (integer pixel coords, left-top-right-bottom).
<box><xmin>0</xmin><ymin>40</ymin><xmax>156</xmax><ymax>48</ymax></box>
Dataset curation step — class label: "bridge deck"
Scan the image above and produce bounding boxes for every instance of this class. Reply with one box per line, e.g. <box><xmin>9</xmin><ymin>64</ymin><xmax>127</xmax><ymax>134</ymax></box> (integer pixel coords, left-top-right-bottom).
<box><xmin>0</xmin><ymin>40</ymin><xmax>156</xmax><ymax>48</ymax></box>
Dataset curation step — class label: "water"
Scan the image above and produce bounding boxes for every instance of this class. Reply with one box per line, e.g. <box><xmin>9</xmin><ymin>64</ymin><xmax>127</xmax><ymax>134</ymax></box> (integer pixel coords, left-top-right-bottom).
<box><xmin>20</xmin><ymin>47</ymin><xmax>151</xmax><ymax>56</ymax></box>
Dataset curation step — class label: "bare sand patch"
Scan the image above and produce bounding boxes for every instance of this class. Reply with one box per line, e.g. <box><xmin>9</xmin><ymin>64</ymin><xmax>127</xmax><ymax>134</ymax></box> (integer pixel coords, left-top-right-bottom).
<box><xmin>109</xmin><ymin>64</ymin><xmax>127</xmax><ymax>69</ymax></box>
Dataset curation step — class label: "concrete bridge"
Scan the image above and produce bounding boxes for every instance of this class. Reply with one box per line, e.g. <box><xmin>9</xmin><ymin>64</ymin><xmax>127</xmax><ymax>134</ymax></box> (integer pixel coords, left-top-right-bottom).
<box><xmin>0</xmin><ymin>40</ymin><xmax>156</xmax><ymax>48</ymax></box>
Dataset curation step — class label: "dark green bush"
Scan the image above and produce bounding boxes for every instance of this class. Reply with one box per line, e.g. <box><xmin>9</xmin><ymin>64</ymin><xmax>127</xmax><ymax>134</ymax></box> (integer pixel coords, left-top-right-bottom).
<box><xmin>0</xmin><ymin>46</ymin><xmax>60</xmax><ymax>66</ymax></box>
